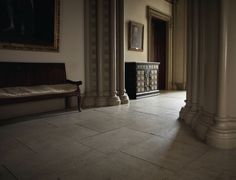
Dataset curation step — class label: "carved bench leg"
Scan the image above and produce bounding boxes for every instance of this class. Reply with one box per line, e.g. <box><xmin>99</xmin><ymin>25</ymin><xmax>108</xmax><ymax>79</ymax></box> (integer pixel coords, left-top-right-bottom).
<box><xmin>65</xmin><ymin>97</ymin><xmax>70</xmax><ymax>109</ymax></box>
<box><xmin>78</xmin><ymin>94</ymin><xmax>81</xmax><ymax>112</ymax></box>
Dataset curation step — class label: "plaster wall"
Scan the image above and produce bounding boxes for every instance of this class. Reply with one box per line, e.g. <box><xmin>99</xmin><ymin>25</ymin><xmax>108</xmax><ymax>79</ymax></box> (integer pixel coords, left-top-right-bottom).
<box><xmin>124</xmin><ymin>0</ymin><xmax>171</xmax><ymax>62</ymax></box>
<box><xmin>0</xmin><ymin>0</ymin><xmax>85</xmax><ymax>92</ymax></box>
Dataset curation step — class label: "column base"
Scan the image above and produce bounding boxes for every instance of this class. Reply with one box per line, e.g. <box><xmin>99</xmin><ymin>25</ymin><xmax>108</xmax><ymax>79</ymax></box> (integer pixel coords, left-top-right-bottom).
<box><xmin>181</xmin><ymin>107</ymin><xmax>236</xmax><ymax>149</ymax></box>
<box><xmin>82</xmin><ymin>95</ymin><xmax>124</xmax><ymax>108</ymax></box>
<box><xmin>179</xmin><ymin>104</ymin><xmax>198</xmax><ymax>125</ymax></box>
<box><xmin>119</xmin><ymin>93</ymin><xmax>129</xmax><ymax>104</ymax></box>
<box><xmin>206</xmin><ymin>117</ymin><xmax>236</xmax><ymax>149</ymax></box>
<box><xmin>192</xmin><ymin>111</ymin><xmax>214</xmax><ymax>141</ymax></box>
<box><xmin>180</xmin><ymin>104</ymin><xmax>210</xmax><ymax>140</ymax></box>
<box><xmin>108</xmin><ymin>95</ymin><xmax>121</xmax><ymax>106</ymax></box>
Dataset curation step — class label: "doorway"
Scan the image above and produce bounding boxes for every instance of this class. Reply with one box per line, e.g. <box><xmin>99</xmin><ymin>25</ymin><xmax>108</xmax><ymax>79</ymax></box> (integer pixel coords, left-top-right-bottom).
<box><xmin>147</xmin><ymin>6</ymin><xmax>172</xmax><ymax>90</ymax></box>
<box><xmin>151</xmin><ymin>18</ymin><xmax>167</xmax><ymax>90</ymax></box>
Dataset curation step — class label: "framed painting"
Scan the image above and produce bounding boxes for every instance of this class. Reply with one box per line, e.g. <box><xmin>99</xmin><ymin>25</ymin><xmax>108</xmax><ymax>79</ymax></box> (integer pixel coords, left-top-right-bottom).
<box><xmin>128</xmin><ymin>21</ymin><xmax>144</xmax><ymax>51</ymax></box>
<box><xmin>0</xmin><ymin>0</ymin><xmax>60</xmax><ymax>52</ymax></box>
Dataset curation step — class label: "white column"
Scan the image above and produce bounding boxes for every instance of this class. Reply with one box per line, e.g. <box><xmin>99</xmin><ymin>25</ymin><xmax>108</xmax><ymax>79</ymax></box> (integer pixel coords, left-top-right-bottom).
<box><xmin>97</xmin><ymin>0</ymin><xmax>104</xmax><ymax>97</ymax></box>
<box><xmin>198</xmin><ymin>0</ymin><xmax>206</xmax><ymax>113</ymax></box>
<box><xmin>108</xmin><ymin>0</ymin><xmax>121</xmax><ymax>106</ymax></box>
<box><xmin>190</xmin><ymin>0</ymin><xmax>200</xmax><ymax>112</ymax></box>
<box><xmin>191</xmin><ymin>0</ymin><xmax>208</xmax><ymax>139</ymax></box>
<box><xmin>82</xmin><ymin>0</ymin><xmax>97</xmax><ymax>108</ymax></box>
<box><xmin>216</xmin><ymin>0</ymin><xmax>228</xmax><ymax>118</ymax></box>
<box><xmin>118</xmin><ymin>0</ymin><xmax>129</xmax><ymax>104</ymax></box>
<box><xmin>96</xmin><ymin>0</ymin><xmax>107</xmax><ymax>107</ymax></box>
<box><xmin>206</xmin><ymin>0</ymin><xmax>233</xmax><ymax>149</ymax></box>
<box><xmin>185</xmin><ymin>0</ymin><xmax>192</xmax><ymax>105</ymax></box>
<box><xmin>179</xmin><ymin>0</ymin><xmax>194</xmax><ymax>123</ymax></box>
<box><xmin>84</xmin><ymin>0</ymin><xmax>90</xmax><ymax>96</ymax></box>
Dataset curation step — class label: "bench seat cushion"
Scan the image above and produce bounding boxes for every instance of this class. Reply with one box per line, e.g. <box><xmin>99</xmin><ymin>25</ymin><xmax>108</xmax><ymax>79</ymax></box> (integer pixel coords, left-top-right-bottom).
<box><xmin>0</xmin><ymin>84</ymin><xmax>77</xmax><ymax>99</ymax></box>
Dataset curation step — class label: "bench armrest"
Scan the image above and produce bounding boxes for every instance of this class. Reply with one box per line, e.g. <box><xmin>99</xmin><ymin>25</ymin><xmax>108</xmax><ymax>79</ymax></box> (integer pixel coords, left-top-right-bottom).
<box><xmin>66</xmin><ymin>80</ymin><xmax>82</xmax><ymax>86</ymax></box>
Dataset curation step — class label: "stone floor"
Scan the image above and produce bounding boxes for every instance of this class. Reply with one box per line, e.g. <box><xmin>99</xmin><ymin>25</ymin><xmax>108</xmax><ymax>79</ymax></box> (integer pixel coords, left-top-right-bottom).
<box><xmin>0</xmin><ymin>91</ymin><xmax>236</xmax><ymax>180</ymax></box>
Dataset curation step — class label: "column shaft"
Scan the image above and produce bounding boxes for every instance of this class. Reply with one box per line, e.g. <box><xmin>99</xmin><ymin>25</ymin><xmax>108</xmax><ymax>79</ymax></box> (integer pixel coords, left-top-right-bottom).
<box><xmin>118</xmin><ymin>0</ymin><xmax>129</xmax><ymax>104</ymax></box>
<box><xmin>191</xmin><ymin>0</ymin><xmax>200</xmax><ymax>110</ymax></box>
<box><xmin>217</xmin><ymin>0</ymin><xmax>228</xmax><ymax>118</ymax></box>
<box><xmin>97</xmin><ymin>0</ymin><xmax>104</xmax><ymax>97</ymax></box>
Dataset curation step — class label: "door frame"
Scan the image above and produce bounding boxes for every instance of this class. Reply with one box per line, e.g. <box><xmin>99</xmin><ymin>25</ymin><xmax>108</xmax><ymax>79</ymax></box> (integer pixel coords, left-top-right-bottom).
<box><xmin>147</xmin><ymin>6</ymin><xmax>173</xmax><ymax>90</ymax></box>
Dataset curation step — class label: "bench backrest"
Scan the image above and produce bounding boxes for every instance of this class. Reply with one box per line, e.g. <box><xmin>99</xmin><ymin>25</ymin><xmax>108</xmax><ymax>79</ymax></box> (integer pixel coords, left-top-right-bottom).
<box><xmin>0</xmin><ymin>62</ymin><xmax>67</xmax><ymax>88</ymax></box>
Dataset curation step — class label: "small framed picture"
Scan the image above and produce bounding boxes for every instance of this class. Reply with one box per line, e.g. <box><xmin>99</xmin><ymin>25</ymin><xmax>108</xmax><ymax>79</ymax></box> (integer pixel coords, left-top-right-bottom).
<box><xmin>128</xmin><ymin>21</ymin><xmax>144</xmax><ymax>51</ymax></box>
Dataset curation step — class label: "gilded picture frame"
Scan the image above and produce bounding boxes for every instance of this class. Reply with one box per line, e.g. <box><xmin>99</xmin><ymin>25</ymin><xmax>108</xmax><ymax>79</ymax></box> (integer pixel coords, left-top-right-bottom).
<box><xmin>0</xmin><ymin>0</ymin><xmax>60</xmax><ymax>52</ymax></box>
<box><xmin>128</xmin><ymin>21</ymin><xmax>144</xmax><ymax>51</ymax></box>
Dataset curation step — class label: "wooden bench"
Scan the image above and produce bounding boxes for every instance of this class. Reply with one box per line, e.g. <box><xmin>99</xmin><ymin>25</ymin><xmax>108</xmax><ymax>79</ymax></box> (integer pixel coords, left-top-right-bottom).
<box><xmin>0</xmin><ymin>62</ymin><xmax>82</xmax><ymax>115</ymax></box>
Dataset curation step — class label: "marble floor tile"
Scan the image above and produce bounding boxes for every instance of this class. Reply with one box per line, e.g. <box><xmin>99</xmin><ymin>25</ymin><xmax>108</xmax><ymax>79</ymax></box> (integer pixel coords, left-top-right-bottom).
<box><xmin>0</xmin><ymin>119</ymin><xmax>58</xmax><ymax>139</ymax></box>
<box><xmin>75</xmin><ymin>115</ymin><xmax>130</xmax><ymax>133</ymax></box>
<box><xmin>0</xmin><ymin>165</ymin><xmax>16</xmax><ymax>180</ymax></box>
<box><xmin>1</xmin><ymin>91</ymin><xmax>236</xmax><ymax>179</ymax></box>
<box><xmin>60</xmin><ymin>152</ymin><xmax>177</xmax><ymax>180</ymax></box>
<box><xmin>16</xmin><ymin>132</ymin><xmax>91</xmax><ymax>161</ymax></box>
<box><xmin>215</xmin><ymin>173</ymin><xmax>236</xmax><ymax>180</ymax></box>
<box><xmin>69</xmin><ymin>109</ymin><xmax>115</xmax><ymax>120</ymax></box>
<box><xmin>121</xmin><ymin>135</ymin><xmax>209</xmax><ymax>172</ymax></box>
<box><xmin>40</xmin><ymin>113</ymin><xmax>83</xmax><ymax>127</ymax></box>
<box><xmin>176</xmin><ymin>168</ymin><xmax>220</xmax><ymax>180</ymax></box>
<box><xmin>18</xmin><ymin>149</ymin><xmax>107</xmax><ymax>180</ymax></box>
<box><xmin>186</xmin><ymin>148</ymin><xmax>236</xmax><ymax>177</ymax></box>
<box><xmin>80</xmin><ymin>127</ymin><xmax>154</xmax><ymax>154</ymax></box>
<box><xmin>126</xmin><ymin>115</ymin><xmax>174</xmax><ymax>134</ymax></box>
<box><xmin>0</xmin><ymin>138</ymin><xmax>36</xmax><ymax>164</ymax></box>
<box><xmin>49</xmin><ymin>124</ymin><xmax>99</xmax><ymax>142</ymax></box>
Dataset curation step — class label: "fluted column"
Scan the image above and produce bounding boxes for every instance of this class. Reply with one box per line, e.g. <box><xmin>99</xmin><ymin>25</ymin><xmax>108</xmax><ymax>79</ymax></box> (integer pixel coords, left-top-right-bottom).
<box><xmin>97</xmin><ymin>0</ymin><xmax>104</xmax><ymax>97</ymax></box>
<box><xmin>83</xmin><ymin>0</ymin><xmax>124</xmax><ymax>108</ymax></box>
<box><xmin>179</xmin><ymin>0</ymin><xmax>236</xmax><ymax>149</ymax></box>
<box><xmin>206</xmin><ymin>0</ymin><xmax>233</xmax><ymax>149</ymax></box>
<box><xmin>84</xmin><ymin>0</ymin><xmax>91</xmax><ymax>98</ymax></box>
<box><xmin>190</xmin><ymin>0</ymin><xmax>200</xmax><ymax>112</ymax></box>
<box><xmin>216</xmin><ymin>0</ymin><xmax>228</xmax><ymax>119</ymax></box>
<box><xmin>83</xmin><ymin>0</ymin><xmax>98</xmax><ymax>108</ymax></box>
<box><xmin>179</xmin><ymin>0</ymin><xmax>196</xmax><ymax>124</ymax></box>
<box><xmin>191</xmin><ymin>0</ymin><xmax>209</xmax><ymax>140</ymax></box>
<box><xmin>117</xmin><ymin>0</ymin><xmax>129</xmax><ymax>104</ymax></box>
<box><xmin>108</xmin><ymin>0</ymin><xmax>121</xmax><ymax>106</ymax></box>
<box><xmin>95</xmin><ymin>0</ymin><xmax>107</xmax><ymax>107</ymax></box>
<box><xmin>185</xmin><ymin>0</ymin><xmax>193</xmax><ymax>107</ymax></box>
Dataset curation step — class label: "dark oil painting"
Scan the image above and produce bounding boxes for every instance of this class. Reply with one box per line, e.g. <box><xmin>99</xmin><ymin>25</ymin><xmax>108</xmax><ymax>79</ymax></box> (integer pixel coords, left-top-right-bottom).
<box><xmin>0</xmin><ymin>0</ymin><xmax>60</xmax><ymax>51</ymax></box>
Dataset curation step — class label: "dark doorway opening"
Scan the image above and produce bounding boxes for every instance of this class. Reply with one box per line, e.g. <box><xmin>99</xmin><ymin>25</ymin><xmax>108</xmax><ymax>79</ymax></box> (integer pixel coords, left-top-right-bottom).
<box><xmin>151</xmin><ymin>18</ymin><xmax>167</xmax><ymax>90</ymax></box>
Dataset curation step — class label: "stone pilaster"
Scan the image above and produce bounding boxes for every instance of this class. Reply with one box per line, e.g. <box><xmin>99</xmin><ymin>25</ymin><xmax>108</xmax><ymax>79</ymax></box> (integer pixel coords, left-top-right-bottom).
<box><xmin>83</xmin><ymin>0</ymin><xmax>122</xmax><ymax>108</ymax></box>
<box><xmin>108</xmin><ymin>0</ymin><xmax>121</xmax><ymax>106</ymax></box>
